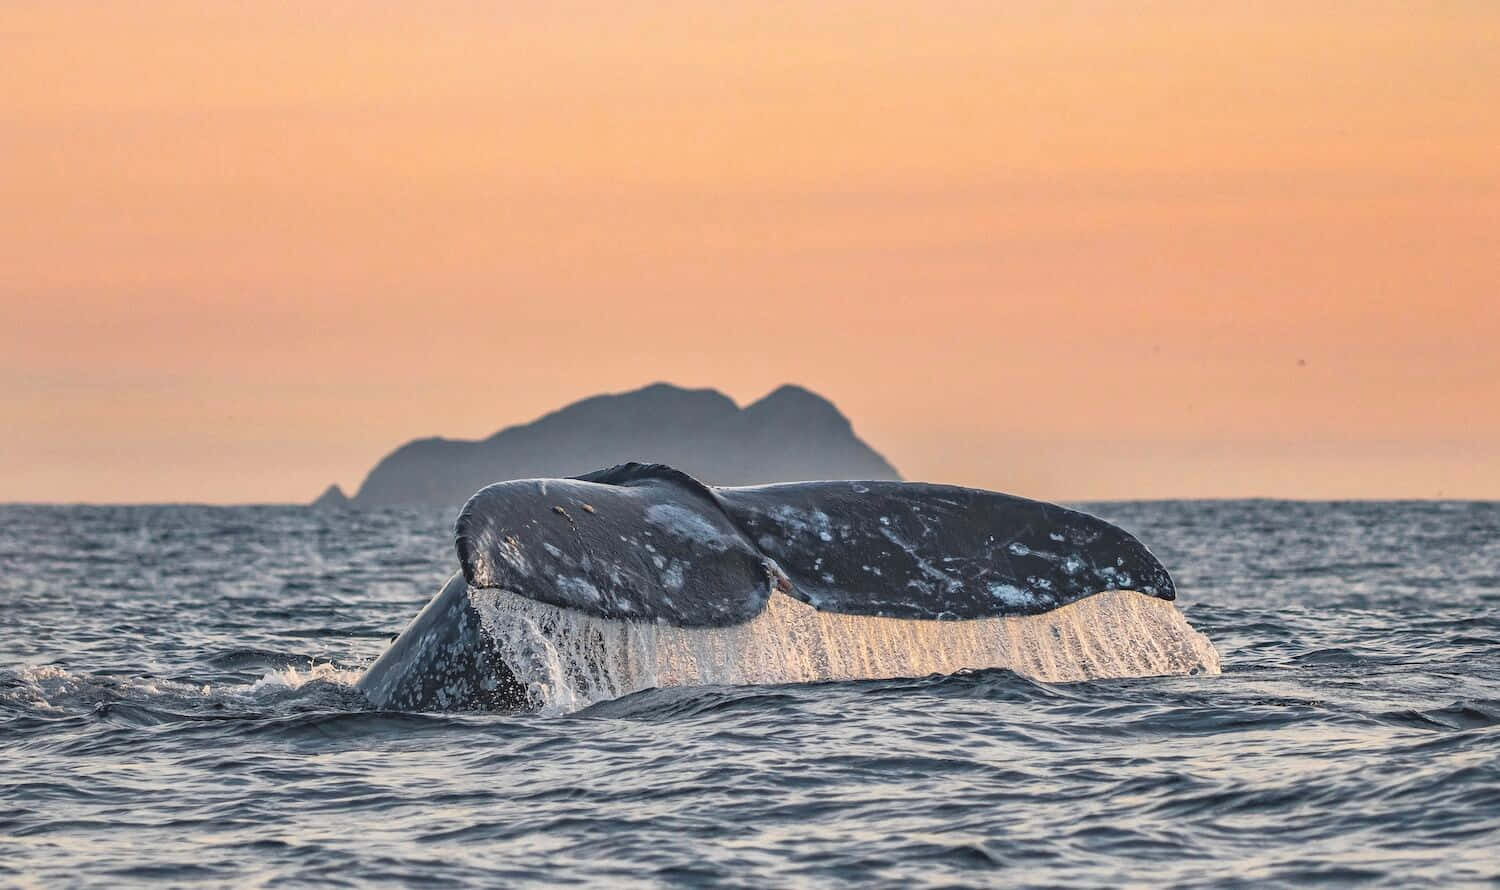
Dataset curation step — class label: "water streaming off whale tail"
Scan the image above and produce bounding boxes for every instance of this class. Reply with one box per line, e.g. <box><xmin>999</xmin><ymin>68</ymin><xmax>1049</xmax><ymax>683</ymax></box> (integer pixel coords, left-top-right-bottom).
<box><xmin>471</xmin><ymin>587</ymin><xmax>1221</xmax><ymax>713</ymax></box>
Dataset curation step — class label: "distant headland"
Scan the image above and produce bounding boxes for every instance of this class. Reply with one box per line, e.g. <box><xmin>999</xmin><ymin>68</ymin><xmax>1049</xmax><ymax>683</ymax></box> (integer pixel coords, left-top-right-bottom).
<box><xmin>317</xmin><ymin>383</ymin><xmax>900</xmax><ymax>509</ymax></box>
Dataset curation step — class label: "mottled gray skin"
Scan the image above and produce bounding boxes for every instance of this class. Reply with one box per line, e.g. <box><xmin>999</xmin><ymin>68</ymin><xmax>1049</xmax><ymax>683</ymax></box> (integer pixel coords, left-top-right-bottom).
<box><xmin>357</xmin><ymin>573</ymin><xmax>524</xmax><ymax>710</ymax></box>
<box><xmin>360</xmin><ymin>463</ymin><xmax>1176</xmax><ymax>710</ymax></box>
<box><xmin>457</xmin><ymin>463</ymin><xmax>1174</xmax><ymax>626</ymax></box>
<box><xmin>723</xmin><ymin>477</ymin><xmax>1174</xmax><ymax>620</ymax></box>
<box><xmin>456</xmin><ymin>465</ymin><xmax>783</xmax><ymax>627</ymax></box>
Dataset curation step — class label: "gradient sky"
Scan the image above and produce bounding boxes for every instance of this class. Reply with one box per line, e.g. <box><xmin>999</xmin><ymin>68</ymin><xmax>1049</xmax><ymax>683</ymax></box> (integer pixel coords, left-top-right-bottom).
<box><xmin>3</xmin><ymin>1</ymin><xmax>1497</xmax><ymax>502</ymax></box>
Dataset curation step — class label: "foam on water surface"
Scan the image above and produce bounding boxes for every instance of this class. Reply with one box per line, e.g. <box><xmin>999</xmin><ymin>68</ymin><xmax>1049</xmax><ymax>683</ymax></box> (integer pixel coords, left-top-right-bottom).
<box><xmin>2</xmin><ymin>661</ymin><xmax>361</xmax><ymax>713</ymax></box>
<box><xmin>470</xmin><ymin>587</ymin><xmax>1221</xmax><ymax>713</ymax></box>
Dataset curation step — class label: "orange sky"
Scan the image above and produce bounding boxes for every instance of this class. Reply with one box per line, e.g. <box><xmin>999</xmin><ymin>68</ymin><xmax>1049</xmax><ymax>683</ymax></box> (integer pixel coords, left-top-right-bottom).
<box><xmin>3</xmin><ymin>1</ymin><xmax>1497</xmax><ymax>502</ymax></box>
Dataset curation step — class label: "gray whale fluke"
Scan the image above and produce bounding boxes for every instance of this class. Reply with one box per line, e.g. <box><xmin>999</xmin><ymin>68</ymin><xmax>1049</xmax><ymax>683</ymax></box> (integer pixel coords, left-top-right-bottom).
<box><xmin>358</xmin><ymin>463</ymin><xmax>1213</xmax><ymax>712</ymax></box>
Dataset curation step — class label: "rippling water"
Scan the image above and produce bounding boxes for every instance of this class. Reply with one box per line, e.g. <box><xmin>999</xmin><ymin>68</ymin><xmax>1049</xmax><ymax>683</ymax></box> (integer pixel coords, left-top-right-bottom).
<box><xmin>3</xmin><ymin>501</ymin><xmax>1498</xmax><ymax>887</ymax></box>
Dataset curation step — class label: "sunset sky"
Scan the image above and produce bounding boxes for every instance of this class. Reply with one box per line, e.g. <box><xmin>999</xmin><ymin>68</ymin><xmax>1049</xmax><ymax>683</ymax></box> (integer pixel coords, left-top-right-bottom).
<box><xmin>3</xmin><ymin>2</ymin><xmax>1496</xmax><ymax>502</ymax></box>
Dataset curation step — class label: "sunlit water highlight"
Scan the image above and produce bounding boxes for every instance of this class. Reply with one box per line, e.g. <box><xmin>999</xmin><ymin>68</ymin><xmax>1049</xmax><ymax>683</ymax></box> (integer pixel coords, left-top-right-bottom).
<box><xmin>2</xmin><ymin>501</ymin><xmax>1498</xmax><ymax>887</ymax></box>
<box><xmin>475</xmin><ymin>588</ymin><xmax>1219</xmax><ymax>713</ymax></box>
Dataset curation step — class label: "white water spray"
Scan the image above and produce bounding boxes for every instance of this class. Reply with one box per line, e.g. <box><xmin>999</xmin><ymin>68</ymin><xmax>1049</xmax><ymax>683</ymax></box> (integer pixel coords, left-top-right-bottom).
<box><xmin>470</xmin><ymin>588</ymin><xmax>1221</xmax><ymax>713</ymax></box>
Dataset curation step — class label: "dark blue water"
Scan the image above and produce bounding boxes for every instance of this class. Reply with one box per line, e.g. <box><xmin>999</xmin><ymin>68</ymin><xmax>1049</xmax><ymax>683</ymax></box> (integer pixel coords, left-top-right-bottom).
<box><xmin>3</xmin><ymin>501</ymin><xmax>1498</xmax><ymax>887</ymax></box>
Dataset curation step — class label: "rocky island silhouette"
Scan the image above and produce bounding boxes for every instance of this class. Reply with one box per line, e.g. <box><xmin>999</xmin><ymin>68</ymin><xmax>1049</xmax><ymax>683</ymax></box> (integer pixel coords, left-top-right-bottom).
<box><xmin>317</xmin><ymin>383</ymin><xmax>899</xmax><ymax>509</ymax></box>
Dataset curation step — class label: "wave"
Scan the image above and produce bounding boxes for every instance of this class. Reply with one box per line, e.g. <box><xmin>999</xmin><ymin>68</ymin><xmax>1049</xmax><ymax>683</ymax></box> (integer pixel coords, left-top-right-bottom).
<box><xmin>0</xmin><ymin>661</ymin><xmax>362</xmax><ymax>716</ymax></box>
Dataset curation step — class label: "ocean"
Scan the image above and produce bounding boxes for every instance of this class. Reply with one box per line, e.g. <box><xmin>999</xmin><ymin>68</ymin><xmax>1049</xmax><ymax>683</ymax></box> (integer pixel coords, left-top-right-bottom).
<box><xmin>2</xmin><ymin>500</ymin><xmax>1497</xmax><ymax>887</ymax></box>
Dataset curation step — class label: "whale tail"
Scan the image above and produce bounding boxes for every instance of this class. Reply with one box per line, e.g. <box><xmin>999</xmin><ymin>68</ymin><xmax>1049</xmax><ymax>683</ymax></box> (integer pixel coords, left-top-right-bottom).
<box><xmin>359</xmin><ymin>463</ymin><xmax>1213</xmax><ymax>712</ymax></box>
<box><xmin>456</xmin><ymin>462</ymin><xmax>1173</xmax><ymax>626</ymax></box>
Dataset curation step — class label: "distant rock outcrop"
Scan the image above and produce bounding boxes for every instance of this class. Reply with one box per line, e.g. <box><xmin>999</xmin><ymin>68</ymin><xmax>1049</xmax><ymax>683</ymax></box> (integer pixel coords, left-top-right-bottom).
<box><xmin>330</xmin><ymin>383</ymin><xmax>900</xmax><ymax>508</ymax></box>
<box><xmin>311</xmin><ymin>484</ymin><xmax>351</xmax><ymax>509</ymax></box>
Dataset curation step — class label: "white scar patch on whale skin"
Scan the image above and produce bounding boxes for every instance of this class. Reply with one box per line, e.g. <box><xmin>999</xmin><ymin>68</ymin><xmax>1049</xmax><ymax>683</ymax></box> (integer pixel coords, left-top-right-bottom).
<box><xmin>469</xmin><ymin>588</ymin><xmax>1221</xmax><ymax>714</ymax></box>
<box><xmin>642</xmin><ymin>504</ymin><xmax>735</xmax><ymax>551</ymax></box>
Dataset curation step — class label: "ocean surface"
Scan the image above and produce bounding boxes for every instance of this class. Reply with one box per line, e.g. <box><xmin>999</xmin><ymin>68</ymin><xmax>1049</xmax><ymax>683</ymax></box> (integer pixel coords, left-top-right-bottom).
<box><xmin>2</xmin><ymin>500</ymin><xmax>1498</xmax><ymax>888</ymax></box>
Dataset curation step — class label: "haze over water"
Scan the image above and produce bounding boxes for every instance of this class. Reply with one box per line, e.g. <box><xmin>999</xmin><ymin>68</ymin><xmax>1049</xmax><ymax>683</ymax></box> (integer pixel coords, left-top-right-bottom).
<box><xmin>4</xmin><ymin>500</ymin><xmax>1497</xmax><ymax>886</ymax></box>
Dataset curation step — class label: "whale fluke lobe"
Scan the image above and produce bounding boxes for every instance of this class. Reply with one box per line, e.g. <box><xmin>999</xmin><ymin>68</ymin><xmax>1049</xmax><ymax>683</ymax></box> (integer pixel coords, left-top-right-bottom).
<box><xmin>721</xmin><ymin>479</ymin><xmax>1174</xmax><ymax>620</ymax></box>
<box><xmin>360</xmin><ymin>463</ymin><xmax>1216</xmax><ymax>712</ymax></box>
<box><xmin>454</xmin><ymin>464</ymin><xmax>778</xmax><ymax>627</ymax></box>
